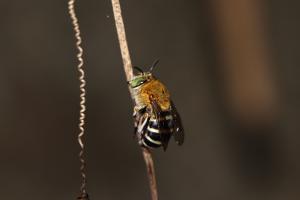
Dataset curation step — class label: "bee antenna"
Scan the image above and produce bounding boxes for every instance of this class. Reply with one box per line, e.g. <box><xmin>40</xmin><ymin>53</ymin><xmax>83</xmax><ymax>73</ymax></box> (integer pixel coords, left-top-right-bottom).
<box><xmin>133</xmin><ymin>66</ymin><xmax>144</xmax><ymax>74</ymax></box>
<box><xmin>149</xmin><ymin>59</ymin><xmax>160</xmax><ymax>72</ymax></box>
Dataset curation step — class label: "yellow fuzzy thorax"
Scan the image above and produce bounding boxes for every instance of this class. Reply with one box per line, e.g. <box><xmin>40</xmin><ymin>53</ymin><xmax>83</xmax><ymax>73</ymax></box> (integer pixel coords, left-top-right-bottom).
<box><xmin>139</xmin><ymin>79</ymin><xmax>171</xmax><ymax>111</ymax></box>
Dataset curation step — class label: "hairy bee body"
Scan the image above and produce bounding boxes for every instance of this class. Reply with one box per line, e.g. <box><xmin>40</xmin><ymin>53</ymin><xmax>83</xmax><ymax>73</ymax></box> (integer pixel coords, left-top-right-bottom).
<box><xmin>132</xmin><ymin>79</ymin><xmax>170</xmax><ymax>111</ymax></box>
<box><xmin>129</xmin><ymin>65</ymin><xmax>184</xmax><ymax>151</ymax></box>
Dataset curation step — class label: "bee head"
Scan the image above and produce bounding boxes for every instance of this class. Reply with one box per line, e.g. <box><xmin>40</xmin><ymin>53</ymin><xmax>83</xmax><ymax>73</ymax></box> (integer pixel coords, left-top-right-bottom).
<box><xmin>129</xmin><ymin>72</ymin><xmax>153</xmax><ymax>88</ymax></box>
<box><xmin>128</xmin><ymin>59</ymin><xmax>159</xmax><ymax>88</ymax></box>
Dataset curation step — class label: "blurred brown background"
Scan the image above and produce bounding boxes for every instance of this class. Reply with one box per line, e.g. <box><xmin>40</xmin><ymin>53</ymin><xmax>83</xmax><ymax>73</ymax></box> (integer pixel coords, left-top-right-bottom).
<box><xmin>0</xmin><ymin>0</ymin><xmax>299</xmax><ymax>199</ymax></box>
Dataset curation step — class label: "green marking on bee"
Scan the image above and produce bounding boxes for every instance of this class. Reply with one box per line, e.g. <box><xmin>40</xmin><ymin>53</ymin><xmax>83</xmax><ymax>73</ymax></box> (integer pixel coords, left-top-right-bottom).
<box><xmin>129</xmin><ymin>76</ymin><xmax>147</xmax><ymax>88</ymax></box>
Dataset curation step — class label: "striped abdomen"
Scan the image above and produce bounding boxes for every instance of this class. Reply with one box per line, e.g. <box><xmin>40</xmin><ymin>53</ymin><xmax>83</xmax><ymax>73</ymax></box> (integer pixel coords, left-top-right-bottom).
<box><xmin>142</xmin><ymin>111</ymin><xmax>174</xmax><ymax>149</ymax></box>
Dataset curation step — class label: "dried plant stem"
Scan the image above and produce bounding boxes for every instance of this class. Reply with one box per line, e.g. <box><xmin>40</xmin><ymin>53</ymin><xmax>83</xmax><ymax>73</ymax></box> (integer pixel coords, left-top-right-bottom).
<box><xmin>111</xmin><ymin>0</ymin><xmax>158</xmax><ymax>200</ymax></box>
<box><xmin>142</xmin><ymin>148</ymin><xmax>158</xmax><ymax>200</ymax></box>
<box><xmin>111</xmin><ymin>0</ymin><xmax>133</xmax><ymax>81</ymax></box>
<box><xmin>68</xmin><ymin>0</ymin><xmax>89</xmax><ymax>199</ymax></box>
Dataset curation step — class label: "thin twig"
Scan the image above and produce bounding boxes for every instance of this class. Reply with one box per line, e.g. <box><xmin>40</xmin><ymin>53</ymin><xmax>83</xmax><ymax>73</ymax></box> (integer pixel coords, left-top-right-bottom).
<box><xmin>111</xmin><ymin>0</ymin><xmax>158</xmax><ymax>200</ymax></box>
<box><xmin>111</xmin><ymin>0</ymin><xmax>133</xmax><ymax>81</ymax></box>
<box><xmin>68</xmin><ymin>0</ymin><xmax>89</xmax><ymax>199</ymax></box>
<box><xmin>142</xmin><ymin>148</ymin><xmax>158</xmax><ymax>200</ymax></box>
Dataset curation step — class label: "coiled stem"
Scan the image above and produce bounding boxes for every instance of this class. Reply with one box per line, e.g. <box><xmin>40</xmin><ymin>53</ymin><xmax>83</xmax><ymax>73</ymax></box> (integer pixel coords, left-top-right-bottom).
<box><xmin>68</xmin><ymin>0</ymin><xmax>89</xmax><ymax>199</ymax></box>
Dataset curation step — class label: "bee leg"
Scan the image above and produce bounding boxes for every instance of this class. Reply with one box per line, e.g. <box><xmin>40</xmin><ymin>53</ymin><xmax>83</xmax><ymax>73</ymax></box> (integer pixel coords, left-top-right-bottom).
<box><xmin>133</xmin><ymin>106</ymin><xmax>149</xmax><ymax>145</ymax></box>
<box><xmin>137</xmin><ymin>113</ymin><xmax>149</xmax><ymax>133</ymax></box>
<box><xmin>133</xmin><ymin>107</ymin><xmax>139</xmax><ymax>137</ymax></box>
<box><xmin>136</xmin><ymin>113</ymin><xmax>149</xmax><ymax>146</ymax></box>
<box><xmin>133</xmin><ymin>107</ymin><xmax>144</xmax><ymax>134</ymax></box>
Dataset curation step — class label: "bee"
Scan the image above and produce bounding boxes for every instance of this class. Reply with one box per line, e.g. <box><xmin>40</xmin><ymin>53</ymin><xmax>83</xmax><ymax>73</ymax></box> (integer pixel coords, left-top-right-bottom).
<box><xmin>129</xmin><ymin>60</ymin><xmax>184</xmax><ymax>151</ymax></box>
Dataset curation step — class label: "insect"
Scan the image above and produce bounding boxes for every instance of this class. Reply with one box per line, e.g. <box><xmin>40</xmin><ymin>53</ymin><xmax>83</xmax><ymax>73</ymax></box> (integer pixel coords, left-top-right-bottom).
<box><xmin>129</xmin><ymin>60</ymin><xmax>184</xmax><ymax>151</ymax></box>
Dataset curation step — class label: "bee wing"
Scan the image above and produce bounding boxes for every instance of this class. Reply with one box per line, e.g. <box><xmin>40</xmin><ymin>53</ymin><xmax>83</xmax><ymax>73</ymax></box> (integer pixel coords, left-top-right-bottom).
<box><xmin>150</xmin><ymin>101</ymin><xmax>171</xmax><ymax>151</ymax></box>
<box><xmin>170</xmin><ymin>100</ymin><xmax>184</xmax><ymax>145</ymax></box>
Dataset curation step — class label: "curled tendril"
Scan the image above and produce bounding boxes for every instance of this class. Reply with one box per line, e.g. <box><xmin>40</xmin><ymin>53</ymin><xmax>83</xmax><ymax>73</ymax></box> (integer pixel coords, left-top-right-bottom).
<box><xmin>68</xmin><ymin>0</ymin><xmax>89</xmax><ymax>199</ymax></box>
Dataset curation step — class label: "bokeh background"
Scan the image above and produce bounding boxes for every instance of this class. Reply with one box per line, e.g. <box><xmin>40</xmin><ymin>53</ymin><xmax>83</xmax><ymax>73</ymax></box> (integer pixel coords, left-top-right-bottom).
<box><xmin>1</xmin><ymin>0</ymin><xmax>299</xmax><ymax>199</ymax></box>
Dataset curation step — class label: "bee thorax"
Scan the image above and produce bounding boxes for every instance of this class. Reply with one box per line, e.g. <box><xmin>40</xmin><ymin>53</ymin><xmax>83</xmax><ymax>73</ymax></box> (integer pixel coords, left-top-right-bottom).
<box><xmin>131</xmin><ymin>86</ymin><xmax>148</xmax><ymax>109</ymax></box>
